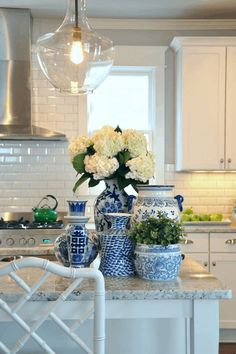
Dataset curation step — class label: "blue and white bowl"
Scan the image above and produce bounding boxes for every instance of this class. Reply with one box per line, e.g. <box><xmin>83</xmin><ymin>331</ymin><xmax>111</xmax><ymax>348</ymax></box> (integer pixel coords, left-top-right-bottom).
<box><xmin>134</xmin><ymin>243</ymin><xmax>182</xmax><ymax>281</ymax></box>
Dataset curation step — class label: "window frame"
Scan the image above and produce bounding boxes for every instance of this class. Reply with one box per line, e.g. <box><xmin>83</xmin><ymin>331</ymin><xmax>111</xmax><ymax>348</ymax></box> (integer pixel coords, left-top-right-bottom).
<box><xmin>79</xmin><ymin>45</ymin><xmax>167</xmax><ymax>184</ymax></box>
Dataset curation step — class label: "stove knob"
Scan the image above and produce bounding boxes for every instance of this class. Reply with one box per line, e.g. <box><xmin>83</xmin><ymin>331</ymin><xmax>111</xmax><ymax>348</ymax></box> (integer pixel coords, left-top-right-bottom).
<box><xmin>19</xmin><ymin>238</ymin><xmax>26</xmax><ymax>246</ymax></box>
<box><xmin>6</xmin><ymin>238</ymin><xmax>14</xmax><ymax>246</ymax></box>
<box><xmin>28</xmin><ymin>238</ymin><xmax>36</xmax><ymax>246</ymax></box>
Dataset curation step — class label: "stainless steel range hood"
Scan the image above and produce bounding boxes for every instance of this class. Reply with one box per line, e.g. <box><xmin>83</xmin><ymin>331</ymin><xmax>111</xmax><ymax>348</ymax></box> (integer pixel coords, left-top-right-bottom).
<box><xmin>0</xmin><ymin>8</ymin><xmax>66</xmax><ymax>141</ymax></box>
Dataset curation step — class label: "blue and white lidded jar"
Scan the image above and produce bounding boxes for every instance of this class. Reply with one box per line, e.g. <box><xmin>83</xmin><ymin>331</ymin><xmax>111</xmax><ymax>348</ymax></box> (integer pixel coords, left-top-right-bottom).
<box><xmin>99</xmin><ymin>213</ymin><xmax>135</xmax><ymax>277</ymax></box>
<box><xmin>132</xmin><ymin>185</ymin><xmax>184</xmax><ymax>223</ymax></box>
<box><xmin>67</xmin><ymin>200</ymin><xmax>87</xmax><ymax>216</ymax></box>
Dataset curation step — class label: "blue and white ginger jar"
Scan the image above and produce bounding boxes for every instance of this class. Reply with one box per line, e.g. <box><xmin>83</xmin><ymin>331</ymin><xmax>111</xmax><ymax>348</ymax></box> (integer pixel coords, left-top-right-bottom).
<box><xmin>133</xmin><ymin>185</ymin><xmax>184</xmax><ymax>223</ymax></box>
<box><xmin>94</xmin><ymin>179</ymin><xmax>132</xmax><ymax>233</ymax></box>
<box><xmin>54</xmin><ymin>216</ymin><xmax>98</xmax><ymax>268</ymax></box>
<box><xmin>99</xmin><ymin>213</ymin><xmax>135</xmax><ymax>277</ymax></box>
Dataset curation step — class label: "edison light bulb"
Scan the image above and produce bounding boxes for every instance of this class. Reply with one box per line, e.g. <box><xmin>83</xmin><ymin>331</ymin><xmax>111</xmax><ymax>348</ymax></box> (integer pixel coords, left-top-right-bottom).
<box><xmin>70</xmin><ymin>40</ymin><xmax>84</xmax><ymax>64</ymax></box>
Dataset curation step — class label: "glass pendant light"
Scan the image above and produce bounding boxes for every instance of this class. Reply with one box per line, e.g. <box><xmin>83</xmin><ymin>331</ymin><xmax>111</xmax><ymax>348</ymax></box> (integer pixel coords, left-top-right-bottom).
<box><xmin>36</xmin><ymin>0</ymin><xmax>114</xmax><ymax>95</ymax></box>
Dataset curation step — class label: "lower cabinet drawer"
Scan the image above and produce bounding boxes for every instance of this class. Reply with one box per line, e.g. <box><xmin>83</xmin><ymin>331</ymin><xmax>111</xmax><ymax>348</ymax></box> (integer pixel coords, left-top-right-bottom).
<box><xmin>210</xmin><ymin>233</ymin><xmax>236</xmax><ymax>253</ymax></box>
<box><xmin>180</xmin><ymin>232</ymin><xmax>208</xmax><ymax>253</ymax></box>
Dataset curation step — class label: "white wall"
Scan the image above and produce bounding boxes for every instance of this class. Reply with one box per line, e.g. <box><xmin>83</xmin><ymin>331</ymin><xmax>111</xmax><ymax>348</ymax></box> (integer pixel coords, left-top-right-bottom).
<box><xmin>0</xmin><ymin>18</ymin><xmax>236</xmax><ymax>215</ymax></box>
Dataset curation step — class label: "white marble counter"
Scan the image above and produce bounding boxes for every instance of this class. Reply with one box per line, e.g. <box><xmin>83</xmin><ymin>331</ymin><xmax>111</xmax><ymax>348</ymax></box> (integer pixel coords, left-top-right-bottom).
<box><xmin>0</xmin><ymin>257</ymin><xmax>231</xmax><ymax>302</ymax></box>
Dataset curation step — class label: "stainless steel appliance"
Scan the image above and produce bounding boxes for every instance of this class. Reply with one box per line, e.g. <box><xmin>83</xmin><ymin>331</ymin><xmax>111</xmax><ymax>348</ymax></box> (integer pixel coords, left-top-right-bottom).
<box><xmin>0</xmin><ymin>212</ymin><xmax>66</xmax><ymax>259</ymax></box>
<box><xmin>0</xmin><ymin>8</ymin><xmax>66</xmax><ymax>141</ymax></box>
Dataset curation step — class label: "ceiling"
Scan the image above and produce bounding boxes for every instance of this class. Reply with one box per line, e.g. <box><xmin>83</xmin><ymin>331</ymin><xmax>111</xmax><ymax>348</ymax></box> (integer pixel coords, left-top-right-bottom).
<box><xmin>0</xmin><ymin>0</ymin><xmax>236</xmax><ymax>19</ymax></box>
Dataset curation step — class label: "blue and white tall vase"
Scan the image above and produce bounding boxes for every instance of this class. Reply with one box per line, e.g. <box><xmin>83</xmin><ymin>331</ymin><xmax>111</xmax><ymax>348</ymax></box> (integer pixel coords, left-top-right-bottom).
<box><xmin>132</xmin><ymin>185</ymin><xmax>184</xmax><ymax>223</ymax></box>
<box><xmin>94</xmin><ymin>179</ymin><xmax>130</xmax><ymax>233</ymax></box>
<box><xmin>99</xmin><ymin>213</ymin><xmax>135</xmax><ymax>277</ymax></box>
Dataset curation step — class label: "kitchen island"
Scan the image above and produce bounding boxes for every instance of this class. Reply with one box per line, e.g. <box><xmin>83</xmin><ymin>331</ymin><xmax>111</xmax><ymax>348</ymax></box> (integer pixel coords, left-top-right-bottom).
<box><xmin>0</xmin><ymin>257</ymin><xmax>231</xmax><ymax>354</ymax></box>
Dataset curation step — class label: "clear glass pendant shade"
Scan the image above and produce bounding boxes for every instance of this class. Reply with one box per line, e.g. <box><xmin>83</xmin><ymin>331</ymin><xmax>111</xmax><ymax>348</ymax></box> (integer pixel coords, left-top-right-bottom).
<box><xmin>36</xmin><ymin>0</ymin><xmax>114</xmax><ymax>95</ymax></box>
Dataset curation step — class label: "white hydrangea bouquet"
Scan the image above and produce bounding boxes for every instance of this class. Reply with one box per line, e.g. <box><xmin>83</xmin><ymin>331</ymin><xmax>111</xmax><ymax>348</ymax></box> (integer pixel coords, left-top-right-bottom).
<box><xmin>68</xmin><ymin>125</ymin><xmax>155</xmax><ymax>192</ymax></box>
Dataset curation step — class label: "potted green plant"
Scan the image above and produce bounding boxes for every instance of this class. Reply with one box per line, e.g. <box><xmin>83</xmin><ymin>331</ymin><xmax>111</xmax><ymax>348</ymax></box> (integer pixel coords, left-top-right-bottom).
<box><xmin>129</xmin><ymin>212</ymin><xmax>184</xmax><ymax>281</ymax></box>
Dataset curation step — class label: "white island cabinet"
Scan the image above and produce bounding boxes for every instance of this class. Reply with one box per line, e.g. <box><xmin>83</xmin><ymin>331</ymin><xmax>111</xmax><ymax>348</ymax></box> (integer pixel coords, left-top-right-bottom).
<box><xmin>181</xmin><ymin>228</ymin><xmax>236</xmax><ymax>335</ymax></box>
<box><xmin>170</xmin><ymin>37</ymin><xmax>236</xmax><ymax>171</ymax></box>
<box><xmin>0</xmin><ymin>257</ymin><xmax>231</xmax><ymax>354</ymax></box>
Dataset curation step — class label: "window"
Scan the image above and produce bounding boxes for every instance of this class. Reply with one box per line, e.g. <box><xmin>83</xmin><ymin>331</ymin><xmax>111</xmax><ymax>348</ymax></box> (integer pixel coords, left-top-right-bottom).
<box><xmin>77</xmin><ymin>46</ymin><xmax>166</xmax><ymax>200</ymax></box>
<box><xmin>88</xmin><ymin>67</ymin><xmax>154</xmax><ymax>150</ymax></box>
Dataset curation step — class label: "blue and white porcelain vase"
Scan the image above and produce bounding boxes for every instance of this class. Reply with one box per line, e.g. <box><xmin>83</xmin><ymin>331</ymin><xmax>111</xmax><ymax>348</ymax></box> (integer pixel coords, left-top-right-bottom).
<box><xmin>94</xmin><ymin>179</ymin><xmax>130</xmax><ymax>232</ymax></box>
<box><xmin>54</xmin><ymin>216</ymin><xmax>98</xmax><ymax>268</ymax></box>
<box><xmin>134</xmin><ymin>244</ymin><xmax>182</xmax><ymax>281</ymax></box>
<box><xmin>132</xmin><ymin>185</ymin><xmax>184</xmax><ymax>223</ymax></box>
<box><xmin>99</xmin><ymin>213</ymin><xmax>135</xmax><ymax>277</ymax></box>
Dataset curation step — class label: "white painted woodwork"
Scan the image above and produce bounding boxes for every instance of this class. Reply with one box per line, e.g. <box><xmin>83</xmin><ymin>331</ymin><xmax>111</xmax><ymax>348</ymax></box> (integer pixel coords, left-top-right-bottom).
<box><xmin>171</xmin><ymin>37</ymin><xmax>236</xmax><ymax>171</ymax></box>
<box><xmin>210</xmin><ymin>253</ymin><xmax>236</xmax><ymax>329</ymax></box>
<box><xmin>184</xmin><ymin>230</ymin><xmax>236</xmax><ymax>330</ymax></box>
<box><xmin>0</xmin><ymin>258</ymin><xmax>105</xmax><ymax>354</ymax></box>
<box><xmin>181</xmin><ymin>232</ymin><xmax>209</xmax><ymax>253</ymax></box>
<box><xmin>225</xmin><ymin>47</ymin><xmax>236</xmax><ymax>170</ymax></box>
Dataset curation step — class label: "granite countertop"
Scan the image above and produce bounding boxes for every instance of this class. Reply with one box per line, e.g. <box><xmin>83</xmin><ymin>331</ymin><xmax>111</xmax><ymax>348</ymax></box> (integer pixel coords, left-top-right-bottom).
<box><xmin>0</xmin><ymin>257</ymin><xmax>231</xmax><ymax>302</ymax></box>
<box><xmin>184</xmin><ymin>220</ymin><xmax>236</xmax><ymax>233</ymax></box>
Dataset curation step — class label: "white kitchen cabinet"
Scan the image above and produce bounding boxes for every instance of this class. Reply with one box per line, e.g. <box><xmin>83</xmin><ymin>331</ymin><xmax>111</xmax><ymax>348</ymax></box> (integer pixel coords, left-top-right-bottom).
<box><xmin>182</xmin><ymin>229</ymin><xmax>236</xmax><ymax>329</ymax></box>
<box><xmin>170</xmin><ymin>37</ymin><xmax>236</xmax><ymax>171</ymax></box>
<box><xmin>180</xmin><ymin>232</ymin><xmax>209</xmax><ymax>268</ymax></box>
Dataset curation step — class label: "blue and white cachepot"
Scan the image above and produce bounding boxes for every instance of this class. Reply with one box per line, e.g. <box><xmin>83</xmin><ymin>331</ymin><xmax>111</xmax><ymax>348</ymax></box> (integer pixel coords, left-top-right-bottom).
<box><xmin>132</xmin><ymin>185</ymin><xmax>184</xmax><ymax>223</ymax></box>
<box><xmin>99</xmin><ymin>213</ymin><xmax>135</xmax><ymax>277</ymax></box>
<box><xmin>54</xmin><ymin>216</ymin><xmax>98</xmax><ymax>268</ymax></box>
<box><xmin>94</xmin><ymin>179</ymin><xmax>131</xmax><ymax>233</ymax></box>
<box><xmin>134</xmin><ymin>244</ymin><xmax>182</xmax><ymax>281</ymax></box>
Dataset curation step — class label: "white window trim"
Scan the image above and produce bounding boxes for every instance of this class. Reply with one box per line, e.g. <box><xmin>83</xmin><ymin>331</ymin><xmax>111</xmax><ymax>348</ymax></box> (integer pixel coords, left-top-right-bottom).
<box><xmin>79</xmin><ymin>45</ymin><xmax>167</xmax><ymax>184</ymax></box>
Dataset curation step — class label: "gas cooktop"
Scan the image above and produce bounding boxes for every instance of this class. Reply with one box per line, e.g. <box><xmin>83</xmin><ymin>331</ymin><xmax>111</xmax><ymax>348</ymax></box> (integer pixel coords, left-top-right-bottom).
<box><xmin>0</xmin><ymin>217</ymin><xmax>64</xmax><ymax>230</ymax></box>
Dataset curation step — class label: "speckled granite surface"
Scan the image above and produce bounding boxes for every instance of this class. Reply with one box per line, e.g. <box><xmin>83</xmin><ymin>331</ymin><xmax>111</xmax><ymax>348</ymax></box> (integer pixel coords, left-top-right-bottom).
<box><xmin>183</xmin><ymin>221</ymin><xmax>236</xmax><ymax>233</ymax></box>
<box><xmin>0</xmin><ymin>257</ymin><xmax>231</xmax><ymax>302</ymax></box>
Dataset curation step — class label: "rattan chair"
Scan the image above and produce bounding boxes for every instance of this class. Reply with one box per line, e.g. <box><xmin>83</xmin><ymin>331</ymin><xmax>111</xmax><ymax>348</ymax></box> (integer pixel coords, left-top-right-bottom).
<box><xmin>0</xmin><ymin>257</ymin><xmax>105</xmax><ymax>354</ymax></box>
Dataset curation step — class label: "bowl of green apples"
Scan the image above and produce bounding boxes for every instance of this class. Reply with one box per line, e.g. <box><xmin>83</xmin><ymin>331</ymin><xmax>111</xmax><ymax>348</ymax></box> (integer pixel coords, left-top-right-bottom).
<box><xmin>181</xmin><ymin>208</ymin><xmax>230</xmax><ymax>226</ymax></box>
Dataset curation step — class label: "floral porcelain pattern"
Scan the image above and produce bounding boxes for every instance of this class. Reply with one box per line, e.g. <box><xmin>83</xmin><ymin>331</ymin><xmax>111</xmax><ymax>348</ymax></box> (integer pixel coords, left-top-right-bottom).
<box><xmin>94</xmin><ymin>179</ymin><xmax>130</xmax><ymax>232</ymax></box>
<box><xmin>132</xmin><ymin>185</ymin><xmax>183</xmax><ymax>223</ymax></box>
<box><xmin>134</xmin><ymin>244</ymin><xmax>182</xmax><ymax>281</ymax></box>
<box><xmin>99</xmin><ymin>213</ymin><xmax>135</xmax><ymax>277</ymax></box>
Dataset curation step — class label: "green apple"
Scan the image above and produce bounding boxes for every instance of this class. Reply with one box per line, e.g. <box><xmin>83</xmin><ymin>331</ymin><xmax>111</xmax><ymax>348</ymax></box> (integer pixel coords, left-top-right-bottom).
<box><xmin>181</xmin><ymin>214</ymin><xmax>192</xmax><ymax>222</ymax></box>
<box><xmin>199</xmin><ymin>214</ymin><xmax>211</xmax><ymax>222</ymax></box>
<box><xmin>183</xmin><ymin>208</ymin><xmax>193</xmax><ymax>215</ymax></box>
<box><xmin>210</xmin><ymin>213</ymin><xmax>223</xmax><ymax>222</ymax></box>
<box><xmin>191</xmin><ymin>214</ymin><xmax>201</xmax><ymax>221</ymax></box>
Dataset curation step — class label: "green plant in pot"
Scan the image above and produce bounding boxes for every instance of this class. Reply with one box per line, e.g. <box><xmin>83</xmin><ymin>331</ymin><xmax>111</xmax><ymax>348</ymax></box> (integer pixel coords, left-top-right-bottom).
<box><xmin>129</xmin><ymin>212</ymin><xmax>184</xmax><ymax>281</ymax></box>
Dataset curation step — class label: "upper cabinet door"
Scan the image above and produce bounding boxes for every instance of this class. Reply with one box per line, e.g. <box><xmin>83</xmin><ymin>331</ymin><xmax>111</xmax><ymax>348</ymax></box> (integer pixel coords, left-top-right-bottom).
<box><xmin>225</xmin><ymin>47</ymin><xmax>236</xmax><ymax>170</ymax></box>
<box><xmin>175</xmin><ymin>46</ymin><xmax>226</xmax><ymax>171</ymax></box>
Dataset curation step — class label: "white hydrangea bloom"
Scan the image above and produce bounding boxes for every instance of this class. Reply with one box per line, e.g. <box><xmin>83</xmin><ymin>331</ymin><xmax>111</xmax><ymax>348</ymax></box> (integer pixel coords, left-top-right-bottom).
<box><xmin>92</xmin><ymin>127</ymin><xmax>125</xmax><ymax>157</ymax></box>
<box><xmin>68</xmin><ymin>136</ymin><xmax>93</xmax><ymax>160</ymax></box>
<box><xmin>125</xmin><ymin>152</ymin><xmax>155</xmax><ymax>182</ymax></box>
<box><xmin>123</xmin><ymin>129</ymin><xmax>147</xmax><ymax>158</ymax></box>
<box><xmin>84</xmin><ymin>154</ymin><xmax>119</xmax><ymax>180</ymax></box>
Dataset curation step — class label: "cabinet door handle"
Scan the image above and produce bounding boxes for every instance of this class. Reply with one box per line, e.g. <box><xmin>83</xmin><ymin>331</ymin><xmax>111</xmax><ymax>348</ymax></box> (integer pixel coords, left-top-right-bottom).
<box><xmin>203</xmin><ymin>262</ymin><xmax>208</xmax><ymax>267</ymax></box>
<box><xmin>228</xmin><ymin>158</ymin><xmax>232</xmax><ymax>163</ymax></box>
<box><xmin>181</xmin><ymin>239</ymin><xmax>194</xmax><ymax>245</ymax></box>
<box><xmin>212</xmin><ymin>261</ymin><xmax>216</xmax><ymax>267</ymax></box>
<box><xmin>225</xmin><ymin>239</ymin><xmax>236</xmax><ymax>245</ymax></box>
<box><xmin>220</xmin><ymin>158</ymin><xmax>224</xmax><ymax>163</ymax></box>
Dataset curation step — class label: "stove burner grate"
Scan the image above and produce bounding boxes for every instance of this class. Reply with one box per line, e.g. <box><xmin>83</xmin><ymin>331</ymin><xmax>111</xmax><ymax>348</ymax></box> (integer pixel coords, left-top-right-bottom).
<box><xmin>0</xmin><ymin>217</ymin><xmax>64</xmax><ymax>229</ymax></box>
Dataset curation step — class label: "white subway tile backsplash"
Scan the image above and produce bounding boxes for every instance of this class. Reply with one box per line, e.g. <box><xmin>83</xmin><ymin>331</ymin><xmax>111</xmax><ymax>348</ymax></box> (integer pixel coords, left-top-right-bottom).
<box><xmin>166</xmin><ymin>164</ymin><xmax>236</xmax><ymax>217</ymax></box>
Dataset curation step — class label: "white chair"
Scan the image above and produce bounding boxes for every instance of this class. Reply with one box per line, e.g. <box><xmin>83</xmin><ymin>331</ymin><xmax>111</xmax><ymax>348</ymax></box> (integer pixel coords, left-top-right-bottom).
<box><xmin>0</xmin><ymin>257</ymin><xmax>105</xmax><ymax>354</ymax></box>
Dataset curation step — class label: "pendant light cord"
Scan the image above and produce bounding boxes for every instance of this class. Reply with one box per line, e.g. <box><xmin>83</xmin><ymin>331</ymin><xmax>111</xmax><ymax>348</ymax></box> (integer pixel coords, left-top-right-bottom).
<box><xmin>75</xmin><ymin>0</ymin><xmax>78</xmax><ymax>27</ymax></box>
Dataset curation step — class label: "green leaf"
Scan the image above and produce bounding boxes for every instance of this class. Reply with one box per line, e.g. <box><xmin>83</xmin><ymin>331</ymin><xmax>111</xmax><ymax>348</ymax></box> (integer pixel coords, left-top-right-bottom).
<box><xmin>73</xmin><ymin>174</ymin><xmax>90</xmax><ymax>193</ymax></box>
<box><xmin>114</xmin><ymin>125</ymin><xmax>122</xmax><ymax>133</ymax></box>
<box><xmin>72</xmin><ymin>154</ymin><xmax>86</xmax><ymax>173</ymax></box>
<box><xmin>117</xmin><ymin>151</ymin><xmax>131</xmax><ymax>165</ymax></box>
<box><xmin>88</xmin><ymin>178</ymin><xmax>100</xmax><ymax>188</ymax></box>
<box><xmin>87</xmin><ymin>145</ymin><xmax>96</xmax><ymax>155</ymax></box>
